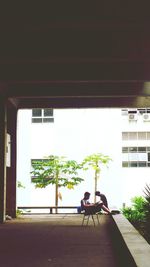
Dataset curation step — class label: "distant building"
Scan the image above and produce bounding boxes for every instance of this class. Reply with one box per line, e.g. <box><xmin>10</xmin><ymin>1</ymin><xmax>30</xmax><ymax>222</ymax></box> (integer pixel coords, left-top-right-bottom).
<box><xmin>17</xmin><ymin>108</ymin><xmax>150</xmax><ymax>210</ymax></box>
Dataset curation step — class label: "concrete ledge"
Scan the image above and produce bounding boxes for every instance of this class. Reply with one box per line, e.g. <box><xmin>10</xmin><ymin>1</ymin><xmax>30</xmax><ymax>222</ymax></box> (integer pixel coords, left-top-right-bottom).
<box><xmin>112</xmin><ymin>214</ymin><xmax>150</xmax><ymax>267</ymax></box>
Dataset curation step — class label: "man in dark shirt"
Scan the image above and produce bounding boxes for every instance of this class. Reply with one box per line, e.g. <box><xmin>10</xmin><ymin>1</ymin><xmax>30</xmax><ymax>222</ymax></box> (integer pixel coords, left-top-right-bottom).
<box><xmin>95</xmin><ymin>191</ymin><xmax>108</xmax><ymax>208</ymax></box>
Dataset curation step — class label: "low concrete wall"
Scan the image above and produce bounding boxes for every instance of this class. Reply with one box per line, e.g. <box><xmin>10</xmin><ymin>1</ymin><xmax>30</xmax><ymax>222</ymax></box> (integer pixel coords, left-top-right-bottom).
<box><xmin>112</xmin><ymin>214</ymin><xmax>150</xmax><ymax>267</ymax></box>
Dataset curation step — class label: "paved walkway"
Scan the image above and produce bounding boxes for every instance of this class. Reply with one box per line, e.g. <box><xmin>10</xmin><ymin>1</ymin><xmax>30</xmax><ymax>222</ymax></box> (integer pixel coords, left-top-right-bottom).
<box><xmin>0</xmin><ymin>214</ymin><xmax>127</xmax><ymax>267</ymax></box>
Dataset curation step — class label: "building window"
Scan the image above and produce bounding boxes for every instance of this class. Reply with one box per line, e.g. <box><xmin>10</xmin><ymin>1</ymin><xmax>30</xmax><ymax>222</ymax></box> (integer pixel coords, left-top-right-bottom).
<box><xmin>138</xmin><ymin>132</ymin><xmax>146</xmax><ymax>140</ymax></box>
<box><xmin>32</xmin><ymin>108</ymin><xmax>54</xmax><ymax>123</ymax></box>
<box><xmin>122</xmin><ymin>147</ymin><xmax>150</xmax><ymax>167</ymax></box>
<box><xmin>122</xmin><ymin>132</ymin><xmax>150</xmax><ymax>141</ymax></box>
<box><xmin>129</xmin><ymin>132</ymin><xmax>137</xmax><ymax>140</ymax></box>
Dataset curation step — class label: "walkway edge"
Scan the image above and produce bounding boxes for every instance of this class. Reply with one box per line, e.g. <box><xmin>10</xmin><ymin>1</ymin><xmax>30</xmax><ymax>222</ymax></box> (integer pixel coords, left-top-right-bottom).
<box><xmin>112</xmin><ymin>214</ymin><xmax>150</xmax><ymax>267</ymax></box>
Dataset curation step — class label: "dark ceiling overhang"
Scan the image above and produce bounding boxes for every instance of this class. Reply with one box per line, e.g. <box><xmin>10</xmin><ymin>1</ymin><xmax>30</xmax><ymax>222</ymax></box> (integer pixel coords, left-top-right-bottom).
<box><xmin>4</xmin><ymin>80</ymin><xmax>150</xmax><ymax>109</ymax></box>
<box><xmin>1</xmin><ymin>3</ymin><xmax>150</xmax><ymax>109</ymax></box>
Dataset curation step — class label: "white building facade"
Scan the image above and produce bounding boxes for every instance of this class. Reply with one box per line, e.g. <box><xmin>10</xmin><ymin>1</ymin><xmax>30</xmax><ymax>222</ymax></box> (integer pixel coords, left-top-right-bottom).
<box><xmin>17</xmin><ymin>108</ymin><xmax>150</xmax><ymax>210</ymax></box>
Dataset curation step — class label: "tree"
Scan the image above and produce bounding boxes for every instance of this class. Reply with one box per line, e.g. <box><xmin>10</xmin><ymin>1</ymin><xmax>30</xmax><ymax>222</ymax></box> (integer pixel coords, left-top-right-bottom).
<box><xmin>81</xmin><ymin>153</ymin><xmax>112</xmax><ymax>203</ymax></box>
<box><xmin>31</xmin><ymin>155</ymin><xmax>84</xmax><ymax>211</ymax></box>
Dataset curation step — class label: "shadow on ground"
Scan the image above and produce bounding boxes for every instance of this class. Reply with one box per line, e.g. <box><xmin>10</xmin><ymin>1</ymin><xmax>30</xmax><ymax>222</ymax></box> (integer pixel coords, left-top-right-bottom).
<box><xmin>0</xmin><ymin>214</ymin><xmax>133</xmax><ymax>267</ymax></box>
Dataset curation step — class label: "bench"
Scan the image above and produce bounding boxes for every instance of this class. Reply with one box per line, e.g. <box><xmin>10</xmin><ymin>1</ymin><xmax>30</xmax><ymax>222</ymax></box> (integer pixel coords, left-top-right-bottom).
<box><xmin>17</xmin><ymin>206</ymin><xmax>80</xmax><ymax>214</ymax></box>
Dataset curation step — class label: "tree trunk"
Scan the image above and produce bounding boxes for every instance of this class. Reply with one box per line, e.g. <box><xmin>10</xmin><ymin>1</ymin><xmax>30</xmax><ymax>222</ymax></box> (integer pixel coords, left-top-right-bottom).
<box><xmin>55</xmin><ymin>171</ymin><xmax>59</xmax><ymax>213</ymax></box>
<box><xmin>94</xmin><ymin>170</ymin><xmax>98</xmax><ymax>203</ymax></box>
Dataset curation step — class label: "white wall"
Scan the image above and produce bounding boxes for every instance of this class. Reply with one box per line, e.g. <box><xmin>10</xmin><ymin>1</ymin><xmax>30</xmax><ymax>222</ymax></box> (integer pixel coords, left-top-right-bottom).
<box><xmin>17</xmin><ymin>108</ymin><xmax>150</xmax><ymax>209</ymax></box>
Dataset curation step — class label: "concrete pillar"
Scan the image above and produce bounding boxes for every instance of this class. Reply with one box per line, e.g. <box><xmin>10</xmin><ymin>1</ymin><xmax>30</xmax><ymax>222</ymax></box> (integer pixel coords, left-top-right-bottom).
<box><xmin>0</xmin><ymin>99</ymin><xmax>7</xmax><ymax>223</ymax></box>
<box><xmin>6</xmin><ymin>104</ymin><xmax>17</xmax><ymax>218</ymax></box>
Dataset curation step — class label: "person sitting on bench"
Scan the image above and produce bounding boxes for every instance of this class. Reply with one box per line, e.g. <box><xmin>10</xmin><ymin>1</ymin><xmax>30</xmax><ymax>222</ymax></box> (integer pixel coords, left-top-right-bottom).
<box><xmin>81</xmin><ymin>191</ymin><xmax>111</xmax><ymax>214</ymax></box>
<box><xmin>95</xmin><ymin>190</ymin><xmax>109</xmax><ymax>208</ymax></box>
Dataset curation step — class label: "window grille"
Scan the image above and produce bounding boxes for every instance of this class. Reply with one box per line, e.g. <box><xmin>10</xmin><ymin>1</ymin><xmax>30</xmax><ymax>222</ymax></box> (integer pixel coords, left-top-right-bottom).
<box><xmin>32</xmin><ymin>108</ymin><xmax>54</xmax><ymax>123</ymax></box>
<box><xmin>122</xmin><ymin>146</ymin><xmax>150</xmax><ymax>167</ymax></box>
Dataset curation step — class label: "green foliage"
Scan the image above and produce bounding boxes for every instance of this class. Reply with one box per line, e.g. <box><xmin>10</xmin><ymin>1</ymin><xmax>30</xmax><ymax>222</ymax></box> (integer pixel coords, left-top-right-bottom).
<box><xmin>122</xmin><ymin>196</ymin><xmax>146</xmax><ymax>224</ymax></box>
<box><xmin>81</xmin><ymin>153</ymin><xmax>112</xmax><ymax>172</ymax></box>
<box><xmin>31</xmin><ymin>155</ymin><xmax>84</xmax><ymax>189</ymax></box>
<box><xmin>16</xmin><ymin>209</ymin><xmax>23</xmax><ymax>217</ymax></box>
<box><xmin>143</xmin><ymin>184</ymin><xmax>150</xmax><ymax>241</ymax></box>
<box><xmin>17</xmin><ymin>181</ymin><xmax>25</xmax><ymax>189</ymax></box>
<box><xmin>143</xmin><ymin>183</ymin><xmax>150</xmax><ymax>216</ymax></box>
<box><xmin>131</xmin><ymin>196</ymin><xmax>146</xmax><ymax>213</ymax></box>
<box><xmin>122</xmin><ymin>187</ymin><xmax>150</xmax><ymax>244</ymax></box>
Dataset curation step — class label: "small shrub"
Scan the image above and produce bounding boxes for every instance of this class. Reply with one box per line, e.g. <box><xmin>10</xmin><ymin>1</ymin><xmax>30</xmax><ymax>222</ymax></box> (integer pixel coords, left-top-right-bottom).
<box><xmin>122</xmin><ymin>196</ymin><xmax>146</xmax><ymax>230</ymax></box>
<box><xmin>143</xmin><ymin>184</ymin><xmax>150</xmax><ymax>242</ymax></box>
<box><xmin>16</xmin><ymin>209</ymin><xmax>23</xmax><ymax>217</ymax></box>
<box><xmin>122</xmin><ymin>194</ymin><xmax>150</xmax><ymax>243</ymax></box>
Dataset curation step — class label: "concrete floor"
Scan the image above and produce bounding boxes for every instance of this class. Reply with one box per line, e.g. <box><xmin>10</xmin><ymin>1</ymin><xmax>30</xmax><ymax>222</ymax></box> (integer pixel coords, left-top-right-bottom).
<box><xmin>0</xmin><ymin>214</ymin><xmax>128</xmax><ymax>267</ymax></box>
